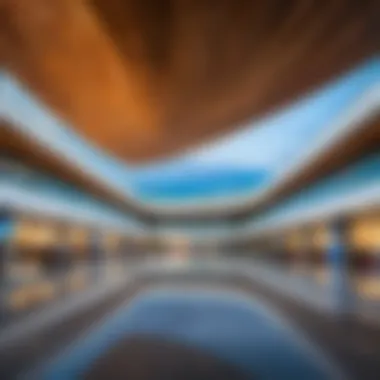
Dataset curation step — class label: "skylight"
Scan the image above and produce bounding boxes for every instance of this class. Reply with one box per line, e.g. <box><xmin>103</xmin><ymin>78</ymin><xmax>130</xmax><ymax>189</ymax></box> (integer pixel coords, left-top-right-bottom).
<box><xmin>1</xmin><ymin>57</ymin><xmax>379</xmax><ymax>208</ymax></box>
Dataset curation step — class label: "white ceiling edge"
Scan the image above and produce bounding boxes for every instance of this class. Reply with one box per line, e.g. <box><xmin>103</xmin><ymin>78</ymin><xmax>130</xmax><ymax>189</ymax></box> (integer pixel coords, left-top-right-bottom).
<box><xmin>0</xmin><ymin>183</ymin><xmax>142</xmax><ymax>235</ymax></box>
<box><xmin>2</xmin><ymin>73</ymin><xmax>380</xmax><ymax>217</ymax></box>
<box><xmin>1</xmin><ymin>181</ymin><xmax>379</xmax><ymax>245</ymax></box>
<box><xmin>155</xmin><ymin>182</ymin><xmax>380</xmax><ymax>245</ymax></box>
<box><xmin>228</xmin><ymin>183</ymin><xmax>380</xmax><ymax>243</ymax></box>
<box><xmin>147</xmin><ymin>83</ymin><xmax>380</xmax><ymax>215</ymax></box>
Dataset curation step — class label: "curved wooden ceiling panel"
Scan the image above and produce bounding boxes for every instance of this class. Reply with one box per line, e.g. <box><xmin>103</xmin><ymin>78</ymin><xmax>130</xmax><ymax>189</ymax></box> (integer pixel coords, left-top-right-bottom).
<box><xmin>1</xmin><ymin>0</ymin><xmax>379</xmax><ymax>162</ymax></box>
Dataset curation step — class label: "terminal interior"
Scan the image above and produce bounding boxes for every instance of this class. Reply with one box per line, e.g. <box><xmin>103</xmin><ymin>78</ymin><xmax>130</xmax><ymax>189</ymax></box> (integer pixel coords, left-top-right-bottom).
<box><xmin>1</xmin><ymin>3</ymin><xmax>380</xmax><ymax>379</ymax></box>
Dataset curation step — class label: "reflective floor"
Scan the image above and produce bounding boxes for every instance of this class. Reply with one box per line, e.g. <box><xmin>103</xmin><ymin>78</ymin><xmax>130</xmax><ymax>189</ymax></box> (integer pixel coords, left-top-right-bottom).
<box><xmin>1</xmin><ymin>258</ymin><xmax>380</xmax><ymax>380</ymax></box>
<box><xmin>42</xmin><ymin>288</ymin><xmax>338</xmax><ymax>380</ymax></box>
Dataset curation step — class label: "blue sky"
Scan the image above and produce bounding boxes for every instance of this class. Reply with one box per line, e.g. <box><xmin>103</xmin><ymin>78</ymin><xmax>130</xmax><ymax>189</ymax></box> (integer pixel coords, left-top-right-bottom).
<box><xmin>1</xmin><ymin>56</ymin><xmax>379</xmax><ymax>203</ymax></box>
<box><xmin>186</xmin><ymin>56</ymin><xmax>380</xmax><ymax>171</ymax></box>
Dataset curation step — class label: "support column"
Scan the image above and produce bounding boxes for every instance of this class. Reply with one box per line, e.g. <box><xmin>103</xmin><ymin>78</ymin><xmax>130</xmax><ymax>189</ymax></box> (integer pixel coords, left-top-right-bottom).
<box><xmin>120</xmin><ymin>237</ymin><xmax>130</xmax><ymax>267</ymax></box>
<box><xmin>127</xmin><ymin>236</ymin><xmax>139</xmax><ymax>263</ymax></box>
<box><xmin>55</xmin><ymin>224</ymin><xmax>73</xmax><ymax>297</ymax></box>
<box><xmin>145</xmin><ymin>217</ymin><xmax>159</xmax><ymax>261</ymax></box>
<box><xmin>0</xmin><ymin>209</ymin><xmax>14</xmax><ymax>323</ymax></box>
<box><xmin>0</xmin><ymin>209</ymin><xmax>13</xmax><ymax>286</ymax></box>
<box><xmin>88</xmin><ymin>229</ymin><xmax>105</xmax><ymax>283</ymax></box>
<box><xmin>327</xmin><ymin>218</ymin><xmax>354</xmax><ymax>317</ymax></box>
<box><xmin>299</xmin><ymin>227</ymin><xmax>315</xmax><ymax>274</ymax></box>
<box><xmin>105</xmin><ymin>232</ymin><xmax>123</xmax><ymax>280</ymax></box>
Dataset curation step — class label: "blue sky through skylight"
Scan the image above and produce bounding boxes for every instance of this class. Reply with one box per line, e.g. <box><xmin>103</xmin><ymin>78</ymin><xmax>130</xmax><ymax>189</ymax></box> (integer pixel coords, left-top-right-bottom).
<box><xmin>1</xmin><ymin>56</ymin><xmax>379</xmax><ymax>204</ymax></box>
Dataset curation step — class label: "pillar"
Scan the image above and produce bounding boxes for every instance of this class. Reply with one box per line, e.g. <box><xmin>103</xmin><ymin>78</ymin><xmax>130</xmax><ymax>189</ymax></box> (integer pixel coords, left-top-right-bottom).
<box><xmin>300</xmin><ymin>227</ymin><xmax>315</xmax><ymax>270</ymax></box>
<box><xmin>327</xmin><ymin>218</ymin><xmax>354</xmax><ymax>317</ymax></box>
<box><xmin>54</xmin><ymin>224</ymin><xmax>74</xmax><ymax>296</ymax></box>
<box><xmin>88</xmin><ymin>229</ymin><xmax>105</xmax><ymax>283</ymax></box>
<box><xmin>145</xmin><ymin>217</ymin><xmax>159</xmax><ymax>260</ymax></box>
<box><xmin>0</xmin><ymin>209</ymin><xmax>14</xmax><ymax>321</ymax></box>
<box><xmin>0</xmin><ymin>209</ymin><xmax>13</xmax><ymax>283</ymax></box>
<box><xmin>120</xmin><ymin>238</ymin><xmax>130</xmax><ymax>266</ymax></box>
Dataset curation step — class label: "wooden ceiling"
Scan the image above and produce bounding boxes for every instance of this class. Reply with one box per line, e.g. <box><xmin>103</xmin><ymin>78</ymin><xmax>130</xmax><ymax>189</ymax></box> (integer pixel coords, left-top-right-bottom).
<box><xmin>1</xmin><ymin>0</ymin><xmax>379</xmax><ymax>163</ymax></box>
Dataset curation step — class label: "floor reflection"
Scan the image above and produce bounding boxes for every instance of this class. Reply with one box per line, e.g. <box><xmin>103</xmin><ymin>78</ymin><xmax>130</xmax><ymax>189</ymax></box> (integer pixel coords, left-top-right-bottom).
<box><xmin>43</xmin><ymin>289</ymin><xmax>337</xmax><ymax>380</ymax></box>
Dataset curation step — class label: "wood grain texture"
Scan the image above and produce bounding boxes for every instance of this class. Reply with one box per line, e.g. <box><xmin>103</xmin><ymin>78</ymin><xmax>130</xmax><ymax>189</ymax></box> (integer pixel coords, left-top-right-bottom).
<box><xmin>1</xmin><ymin>0</ymin><xmax>379</xmax><ymax>162</ymax></box>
